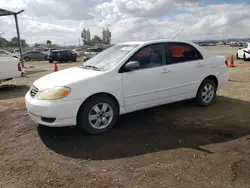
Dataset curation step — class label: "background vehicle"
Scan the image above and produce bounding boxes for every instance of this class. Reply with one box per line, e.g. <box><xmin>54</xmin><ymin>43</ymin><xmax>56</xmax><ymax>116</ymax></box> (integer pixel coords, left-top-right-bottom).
<box><xmin>47</xmin><ymin>49</ymin><xmax>77</xmax><ymax>63</ymax></box>
<box><xmin>236</xmin><ymin>43</ymin><xmax>250</xmax><ymax>61</ymax></box>
<box><xmin>23</xmin><ymin>51</ymin><xmax>48</xmax><ymax>61</ymax></box>
<box><xmin>72</xmin><ymin>48</ymin><xmax>85</xmax><ymax>57</ymax></box>
<box><xmin>84</xmin><ymin>47</ymin><xmax>102</xmax><ymax>60</ymax></box>
<box><xmin>12</xmin><ymin>49</ymin><xmax>20</xmax><ymax>55</ymax></box>
<box><xmin>25</xmin><ymin>39</ymin><xmax>228</xmax><ymax>135</ymax></box>
<box><xmin>0</xmin><ymin>55</ymin><xmax>22</xmax><ymax>84</ymax></box>
<box><xmin>0</xmin><ymin>49</ymin><xmax>20</xmax><ymax>59</ymax></box>
<box><xmin>43</xmin><ymin>48</ymin><xmax>56</xmax><ymax>54</ymax></box>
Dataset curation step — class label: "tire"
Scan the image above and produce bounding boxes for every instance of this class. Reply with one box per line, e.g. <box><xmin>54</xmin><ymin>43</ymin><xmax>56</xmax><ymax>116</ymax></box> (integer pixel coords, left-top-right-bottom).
<box><xmin>60</xmin><ymin>58</ymin><xmax>64</xmax><ymax>63</ymax></box>
<box><xmin>24</xmin><ymin>56</ymin><xmax>30</xmax><ymax>61</ymax></box>
<box><xmin>195</xmin><ymin>79</ymin><xmax>217</xmax><ymax>106</ymax></box>
<box><xmin>243</xmin><ymin>54</ymin><xmax>247</xmax><ymax>61</ymax></box>
<box><xmin>236</xmin><ymin>53</ymin><xmax>239</xmax><ymax>59</ymax></box>
<box><xmin>49</xmin><ymin>60</ymin><xmax>53</xmax><ymax>63</ymax></box>
<box><xmin>77</xmin><ymin>95</ymin><xmax>119</xmax><ymax>134</ymax></box>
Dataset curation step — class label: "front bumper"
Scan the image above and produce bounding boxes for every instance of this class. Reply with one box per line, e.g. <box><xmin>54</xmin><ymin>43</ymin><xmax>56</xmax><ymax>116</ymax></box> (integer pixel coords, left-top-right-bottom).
<box><xmin>25</xmin><ymin>92</ymin><xmax>84</xmax><ymax>127</ymax></box>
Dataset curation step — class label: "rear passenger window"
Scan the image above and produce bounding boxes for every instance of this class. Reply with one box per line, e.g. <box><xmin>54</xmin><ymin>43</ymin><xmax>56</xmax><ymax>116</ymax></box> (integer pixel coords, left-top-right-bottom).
<box><xmin>166</xmin><ymin>42</ymin><xmax>203</xmax><ymax>64</ymax></box>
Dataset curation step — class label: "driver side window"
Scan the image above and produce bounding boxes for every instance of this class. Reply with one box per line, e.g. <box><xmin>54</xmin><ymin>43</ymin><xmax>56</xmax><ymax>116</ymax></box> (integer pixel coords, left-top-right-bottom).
<box><xmin>128</xmin><ymin>43</ymin><xmax>166</xmax><ymax>70</ymax></box>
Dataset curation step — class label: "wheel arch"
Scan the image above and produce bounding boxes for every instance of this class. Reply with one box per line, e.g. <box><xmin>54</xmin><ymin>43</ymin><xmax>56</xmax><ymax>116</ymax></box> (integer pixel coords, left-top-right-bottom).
<box><xmin>196</xmin><ymin>75</ymin><xmax>218</xmax><ymax>96</ymax></box>
<box><xmin>203</xmin><ymin>75</ymin><xmax>218</xmax><ymax>87</ymax></box>
<box><xmin>76</xmin><ymin>92</ymin><xmax>120</xmax><ymax>124</ymax></box>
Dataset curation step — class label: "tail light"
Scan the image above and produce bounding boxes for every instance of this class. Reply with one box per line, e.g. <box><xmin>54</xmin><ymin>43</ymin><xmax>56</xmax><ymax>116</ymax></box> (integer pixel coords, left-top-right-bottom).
<box><xmin>18</xmin><ymin>63</ymin><xmax>21</xmax><ymax>71</ymax></box>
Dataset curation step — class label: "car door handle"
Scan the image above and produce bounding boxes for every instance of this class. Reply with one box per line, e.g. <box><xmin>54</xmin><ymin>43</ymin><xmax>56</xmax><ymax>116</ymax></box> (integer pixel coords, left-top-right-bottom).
<box><xmin>196</xmin><ymin>63</ymin><xmax>204</xmax><ymax>67</ymax></box>
<box><xmin>162</xmin><ymin>68</ymin><xmax>170</xmax><ymax>73</ymax></box>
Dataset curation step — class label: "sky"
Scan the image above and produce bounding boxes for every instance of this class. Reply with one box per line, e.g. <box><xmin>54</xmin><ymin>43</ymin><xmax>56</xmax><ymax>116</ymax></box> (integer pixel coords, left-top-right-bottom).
<box><xmin>0</xmin><ymin>0</ymin><xmax>250</xmax><ymax>45</ymax></box>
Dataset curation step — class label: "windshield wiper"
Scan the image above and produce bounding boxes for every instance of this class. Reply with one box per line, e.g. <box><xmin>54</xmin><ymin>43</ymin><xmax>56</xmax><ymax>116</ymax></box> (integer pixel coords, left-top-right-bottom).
<box><xmin>82</xmin><ymin>65</ymin><xmax>101</xmax><ymax>71</ymax></box>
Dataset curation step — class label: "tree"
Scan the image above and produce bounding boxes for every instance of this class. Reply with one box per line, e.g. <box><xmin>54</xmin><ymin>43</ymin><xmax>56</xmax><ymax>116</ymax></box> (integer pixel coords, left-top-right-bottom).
<box><xmin>0</xmin><ymin>37</ymin><xmax>10</xmax><ymax>47</ymax></box>
<box><xmin>9</xmin><ymin>37</ymin><xmax>28</xmax><ymax>47</ymax></box>
<box><xmin>46</xmin><ymin>40</ymin><xmax>52</xmax><ymax>46</ymax></box>
<box><xmin>90</xmin><ymin>35</ymin><xmax>103</xmax><ymax>46</ymax></box>
<box><xmin>0</xmin><ymin>37</ymin><xmax>27</xmax><ymax>47</ymax></box>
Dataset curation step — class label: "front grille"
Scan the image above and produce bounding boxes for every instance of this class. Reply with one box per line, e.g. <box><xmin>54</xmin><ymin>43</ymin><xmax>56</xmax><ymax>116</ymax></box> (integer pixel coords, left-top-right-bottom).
<box><xmin>30</xmin><ymin>85</ymin><xmax>38</xmax><ymax>98</ymax></box>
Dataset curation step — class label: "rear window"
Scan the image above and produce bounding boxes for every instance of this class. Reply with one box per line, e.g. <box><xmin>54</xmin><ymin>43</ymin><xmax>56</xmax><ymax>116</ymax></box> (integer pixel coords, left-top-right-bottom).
<box><xmin>166</xmin><ymin>42</ymin><xmax>203</xmax><ymax>64</ymax></box>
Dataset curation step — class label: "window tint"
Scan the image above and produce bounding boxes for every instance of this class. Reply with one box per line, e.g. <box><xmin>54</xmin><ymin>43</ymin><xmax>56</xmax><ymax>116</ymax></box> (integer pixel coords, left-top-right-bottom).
<box><xmin>166</xmin><ymin>42</ymin><xmax>203</xmax><ymax>64</ymax></box>
<box><xmin>128</xmin><ymin>44</ymin><xmax>166</xmax><ymax>69</ymax></box>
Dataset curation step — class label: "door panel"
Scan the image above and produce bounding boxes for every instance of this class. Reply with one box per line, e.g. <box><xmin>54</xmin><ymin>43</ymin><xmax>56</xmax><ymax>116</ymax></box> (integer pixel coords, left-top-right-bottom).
<box><xmin>122</xmin><ymin>43</ymin><xmax>168</xmax><ymax>111</ymax></box>
<box><xmin>123</xmin><ymin>66</ymin><xmax>170</xmax><ymax>111</ymax></box>
<box><xmin>0</xmin><ymin>56</ymin><xmax>19</xmax><ymax>80</ymax></box>
<box><xmin>238</xmin><ymin>50</ymin><xmax>244</xmax><ymax>58</ymax></box>
<box><xmin>164</xmin><ymin>42</ymin><xmax>205</xmax><ymax>99</ymax></box>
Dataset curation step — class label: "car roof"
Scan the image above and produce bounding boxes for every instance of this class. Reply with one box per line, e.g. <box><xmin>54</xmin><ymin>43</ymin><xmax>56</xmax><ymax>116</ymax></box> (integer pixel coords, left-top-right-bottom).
<box><xmin>52</xmin><ymin>49</ymin><xmax>70</xmax><ymax>52</ymax></box>
<box><xmin>118</xmin><ymin>39</ymin><xmax>196</xmax><ymax>46</ymax></box>
<box><xmin>26</xmin><ymin>50</ymin><xmax>41</xmax><ymax>53</ymax></box>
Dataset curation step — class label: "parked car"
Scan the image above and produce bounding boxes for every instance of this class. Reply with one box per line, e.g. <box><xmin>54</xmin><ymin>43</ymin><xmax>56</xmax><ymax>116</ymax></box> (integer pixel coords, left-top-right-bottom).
<box><xmin>25</xmin><ymin>39</ymin><xmax>229</xmax><ymax>134</ymax></box>
<box><xmin>12</xmin><ymin>49</ymin><xmax>20</xmax><ymax>55</ymax></box>
<box><xmin>43</xmin><ymin>48</ymin><xmax>57</xmax><ymax>55</ymax></box>
<box><xmin>236</xmin><ymin>43</ymin><xmax>250</xmax><ymax>61</ymax></box>
<box><xmin>0</xmin><ymin>54</ymin><xmax>22</xmax><ymax>84</ymax></box>
<box><xmin>23</xmin><ymin>51</ymin><xmax>48</xmax><ymax>61</ymax></box>
<box><xmin>72</xmin><ymin>48</ymin><xmax>84</xmax><ymax>57</ymax></box>
<box><xmin>0</xmin><ymin>49</ymin><xmax>19</xmax><ymax>59</ymax></box>
<box><xmin>47</xmin><ymin>49</ymin><xmax>77</xmax><ymax>63</ymax></box>
<box><xmin>84</xmin><ymin>47</ymin><xmax>102</xmax><ymax>60</ymax></box>
<box><xmin>43</xmin><ymin>48</ymin><xmax>57</xmax><ymax>59</ymax></box>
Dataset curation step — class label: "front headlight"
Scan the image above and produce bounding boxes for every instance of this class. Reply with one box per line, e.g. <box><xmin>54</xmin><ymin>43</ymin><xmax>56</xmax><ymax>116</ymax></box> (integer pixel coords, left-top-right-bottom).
<box><xmin>37</xmin><ymin>86</ymin><xmax>71</xmax><ymax>100</ymax></box>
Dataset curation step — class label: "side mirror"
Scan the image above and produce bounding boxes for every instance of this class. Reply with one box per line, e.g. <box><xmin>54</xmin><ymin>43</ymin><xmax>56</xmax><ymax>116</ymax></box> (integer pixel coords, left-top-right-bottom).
<box><xmin>124</xmin><ymin>61</ymin><xmax>140</xmax><ymax>71</ymax></box>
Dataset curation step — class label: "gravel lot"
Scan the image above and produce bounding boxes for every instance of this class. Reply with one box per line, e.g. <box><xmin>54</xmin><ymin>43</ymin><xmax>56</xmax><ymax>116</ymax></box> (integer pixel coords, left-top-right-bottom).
<box><xmin>0</xmin><ymin>46</ymin><xmax>250</xmax><ymax>188</ymax></box>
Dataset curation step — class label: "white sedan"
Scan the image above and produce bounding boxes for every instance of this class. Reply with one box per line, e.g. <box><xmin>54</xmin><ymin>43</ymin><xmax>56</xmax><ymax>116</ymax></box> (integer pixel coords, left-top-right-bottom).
<box><xmin>25</xmin><ymin>39</ymin><xmax>229</xmax><ymax>134</ymax></box>
<box><xmin>236</xmin><ymin>43</ymin><xmax>250</xmax><ymax>61</ymax></box>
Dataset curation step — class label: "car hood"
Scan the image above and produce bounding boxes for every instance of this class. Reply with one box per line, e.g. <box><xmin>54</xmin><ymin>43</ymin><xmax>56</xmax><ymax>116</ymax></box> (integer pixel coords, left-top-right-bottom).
<box><xmin>33</xmin><ymin>66</ymin><xmax>103</xmax><ymax>90</ymax></box>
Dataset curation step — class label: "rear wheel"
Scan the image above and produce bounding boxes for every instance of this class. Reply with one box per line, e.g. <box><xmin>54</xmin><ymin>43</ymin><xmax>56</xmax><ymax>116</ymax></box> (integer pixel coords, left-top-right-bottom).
<box><xmin>77</xmin><ymin>95</ymin><xmax>119</xmax><ymax>134</ymax></box>
<box><xmin>24</xmin><ymin>56</ymin><xmax>30</xmax><ymax>61</ymax></box>
<box><xmin>49</xmin><ymin>60</ymin><xmax>53</xmax><ymax>63</ymax></box>
<box><xmin>236</xmin><ymin>53</ymin><xmax>239</xmax><ymax>59</ymax></box>
<box><xmin>243</xmin><ymin>54</ymin><xmax>247</xmax><ymax>61</ymax></box>
<box><xmin>195</xmin><ymin>79</ymin><xmax>217</xmax><ymax>106</ymax></box>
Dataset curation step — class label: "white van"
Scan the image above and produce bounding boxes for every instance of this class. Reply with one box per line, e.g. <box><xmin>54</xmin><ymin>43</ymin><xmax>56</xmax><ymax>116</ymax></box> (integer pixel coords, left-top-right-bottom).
<box><xmin>0</xmin><ymin>54</ymin><xmax>22</xmax><ymax>84</ymax></box>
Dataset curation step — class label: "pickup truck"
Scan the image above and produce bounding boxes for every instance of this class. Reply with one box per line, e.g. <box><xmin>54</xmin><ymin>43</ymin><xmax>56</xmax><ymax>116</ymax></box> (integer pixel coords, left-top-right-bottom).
<box><xmin>0</xmin><ymin>54</ymin><xmax>22</xmax><ymax>84</ymax></box>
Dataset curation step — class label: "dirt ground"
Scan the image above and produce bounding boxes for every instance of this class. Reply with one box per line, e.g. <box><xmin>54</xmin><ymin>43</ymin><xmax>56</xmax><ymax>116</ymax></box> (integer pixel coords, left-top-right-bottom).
<box><xmin>0</xmin><ymin>47</ymin><xmax>250</xmax><ymax>188</ymax></box>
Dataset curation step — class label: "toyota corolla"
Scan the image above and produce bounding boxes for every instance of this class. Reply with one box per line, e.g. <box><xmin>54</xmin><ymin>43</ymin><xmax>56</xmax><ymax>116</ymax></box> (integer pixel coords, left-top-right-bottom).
<box><xmin>25</xmin><ymin>39</ymin><xmax>229</xmax><ymax>134</ymax></box>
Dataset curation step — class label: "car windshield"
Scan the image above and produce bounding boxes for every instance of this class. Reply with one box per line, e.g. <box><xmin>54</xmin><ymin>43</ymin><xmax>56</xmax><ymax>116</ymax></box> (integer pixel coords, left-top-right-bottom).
<box><xmin>82</xmin><ymin>44</ymin><xmax>138</xmax><ymax>71</ymax></box>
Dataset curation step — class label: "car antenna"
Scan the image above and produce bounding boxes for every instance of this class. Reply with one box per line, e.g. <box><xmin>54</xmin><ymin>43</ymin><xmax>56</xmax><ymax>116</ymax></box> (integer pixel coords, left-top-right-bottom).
<box><xmin>172</xmin><ymin>28</ymin><xmax>185</xmax><ymax>39</ymax></box>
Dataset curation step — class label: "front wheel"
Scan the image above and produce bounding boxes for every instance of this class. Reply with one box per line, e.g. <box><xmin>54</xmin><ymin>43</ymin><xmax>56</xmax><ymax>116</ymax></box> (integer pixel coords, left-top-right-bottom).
<box><xmin>236</xmin><ymin>53</ymin><xmax>239</xmax><ymax>59</ymax></box>
<box><xmin>77</xmin><ymin>95</ymin><xmax>119</xmax><ymax>134</ymax></box>
<box><xmin>195</xmin><ymin>79</ymin><xmax>217</xmax><ymax>106</ymax></box>
<box><xmin>49</xmin><ymin>60</ymin><xmax>53</xmax><ymax>63</ymax></box>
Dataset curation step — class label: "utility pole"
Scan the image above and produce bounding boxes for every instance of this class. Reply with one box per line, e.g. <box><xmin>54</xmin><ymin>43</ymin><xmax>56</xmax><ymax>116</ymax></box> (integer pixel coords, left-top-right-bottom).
<box><xmin>14</xmin><ymin>10</ymin><xmax>25</xmax><ymax>67</ymax></box>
